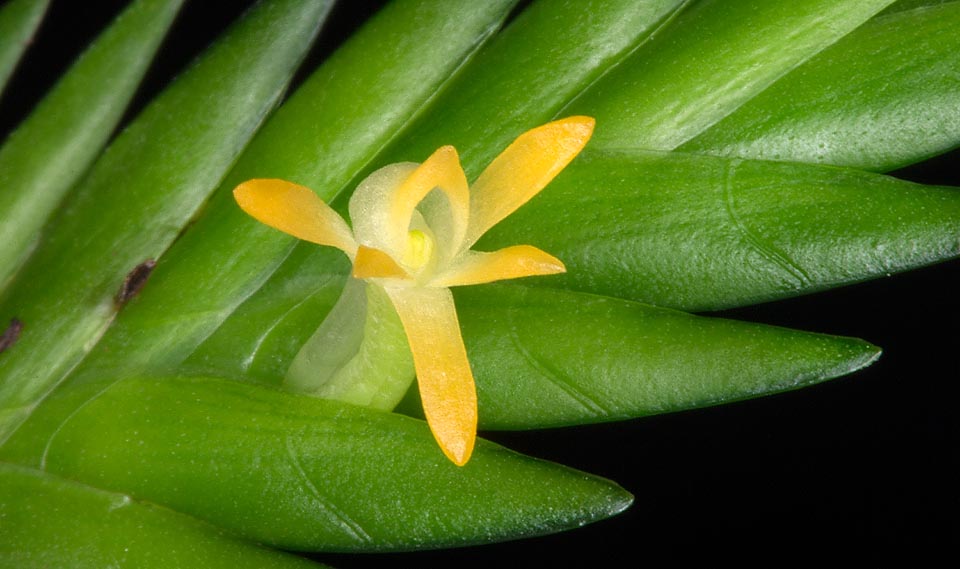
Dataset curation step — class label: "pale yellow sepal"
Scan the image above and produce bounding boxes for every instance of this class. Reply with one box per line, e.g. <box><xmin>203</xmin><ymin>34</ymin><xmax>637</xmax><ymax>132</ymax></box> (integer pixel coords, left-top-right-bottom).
<box><xmin>464</xmin><ymin>116</ymin><xmax>595</xmax><ymax>249</ymax></box>
<box><xmin>431</xmin><ymin>245</ymin><xmax>566</xmax><ymax>287</ymax></box>
<box><xmin>384</xmin><ymin>286</ymin><xmax>477</xmax><ymax>466</ymax></box>
<box><xmin>233</xmin><ymin>179</ymin><xmax>357</xmax><ymax>258</ymax></box>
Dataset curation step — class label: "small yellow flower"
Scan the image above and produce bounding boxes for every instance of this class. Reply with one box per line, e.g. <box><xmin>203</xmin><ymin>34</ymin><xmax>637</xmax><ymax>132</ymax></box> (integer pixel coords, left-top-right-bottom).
<box><xmin>233</xmin><ymin>116</ymin><xmax>595</xmax><ymax>465</ymax></box>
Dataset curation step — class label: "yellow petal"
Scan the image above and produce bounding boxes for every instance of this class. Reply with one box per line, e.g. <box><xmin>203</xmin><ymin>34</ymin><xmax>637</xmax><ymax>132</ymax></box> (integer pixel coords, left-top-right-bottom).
<box><xmin>353</xmin><ymin>245</ymin><xmax>409</xmax><ymax>280</ymax></box>
<box><xmin>430</xmin><ymin>245</ymin><xmax>565</xmax><ymax>287</ymax></box>
<box><xmin>390</xmin><ymin>145</ymin><xmax>470</xmax><ymax>258</ymax></box>
<box><xmin>464</xmin><ymin>116</ymin><xmax>595</xmax><ymax>249</ymax></box>
<box><xmin>384</xmin><ymin>286</ymin><xmax>477</xmax><ymax>466</ymax></box>
<box><xmin>234</xmin><ymin>179</ymin><xmax>357</xmax><ymax>257</ymax></box>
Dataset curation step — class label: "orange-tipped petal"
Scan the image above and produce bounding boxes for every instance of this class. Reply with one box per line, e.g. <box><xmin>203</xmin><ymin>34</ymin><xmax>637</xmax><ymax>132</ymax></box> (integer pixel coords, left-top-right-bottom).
<box><xmin>234</xmin><ymin>179</ymin><xmax>357</xmax><ymax>257</ymax></box>
<box><xmin>353</xmin><ymin>245</ymin><xmax>409</xmax><ymax>280</ymax></box>
<box><xmin>464</xmin><ymin>116</ymin><xmax>595</xmax><ymax>249</ymax></box>
<box><xmin>431</xmin><ymin>245</ymin><xmax>565</xmax><ymax>287</ymax></box>
<box><xmin>384</xmin><ymin>286</ymin><xmax>477</xmax><ymax>466</ymax></box>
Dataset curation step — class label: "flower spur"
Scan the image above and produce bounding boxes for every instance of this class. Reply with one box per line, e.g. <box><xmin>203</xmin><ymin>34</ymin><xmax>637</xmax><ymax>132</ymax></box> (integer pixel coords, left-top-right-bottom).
<box><xmin>233</xmin><ymin>116</ymin><xmax>595</xmax><ymax>465</ymax></box>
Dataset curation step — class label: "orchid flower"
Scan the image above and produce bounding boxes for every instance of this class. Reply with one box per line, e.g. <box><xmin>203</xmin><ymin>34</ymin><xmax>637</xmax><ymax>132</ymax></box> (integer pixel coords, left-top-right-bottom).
<box><xmin>233</xmin><ymin>116</ymin><xmax>595</xmax><ymax>465</ymax></box>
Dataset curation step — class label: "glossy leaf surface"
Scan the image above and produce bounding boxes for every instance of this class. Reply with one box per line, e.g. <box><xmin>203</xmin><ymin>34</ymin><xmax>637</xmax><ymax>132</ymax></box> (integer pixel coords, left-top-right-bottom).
<box><xmin>0</xmin><ymin>0</ymin><xmax>183</xmax><ymax>286</ymax></box>
<box><xmin>0</xmin><ymin>0</ymin><xmax>48</xmax><ymax>97</ymax></box>
<box><xmin>480</xmin><ymin>150</ymin><xmax>960</xmax><ymax>311</ymax></box>
<box><xmin>59</xmin><ymin>0</ymin><xmax>517</xmax><ymax>385</ymax></box>
<box><xmin>178</xmin><ymin>269</ymin><xmax>879</xmax><ymax>429</ymax></box>
<box><xmin>369</xmin><ymin>0</ymin><xmax>687</xmax><ymax>178</ymax></box>
<box><xmin>0</xmin><ymin>463</ymin><xmax>323</xmax><ymax>568</ymax></box>
<box><xmin>565</xmin><ymin>0</ymin><xmax>895</xmax><ymax>150</ymax></box>
<box><xmin>6</xmin><ymin>375</ymin><xmax>631</xmax><ymax>551</ymax></box>
<box><xmin>0</xmin><ymin>0</ymin><xmax>333</xmax><ymax>441</ymax></box>
<box><xmin>684</xmin><ymin>2</ymin><xmax>960</xmax><ymax>172</ymax></box>
<box><xmin>456</xmin><ymin>285</ymin><xmax>878</xmax><ymax>428</ymax></box>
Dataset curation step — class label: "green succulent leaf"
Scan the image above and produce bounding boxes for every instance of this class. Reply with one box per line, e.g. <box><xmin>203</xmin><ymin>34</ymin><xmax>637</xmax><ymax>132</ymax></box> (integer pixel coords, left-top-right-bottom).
<box><xmin>369</xmin><ymin>0</ymin><xmax>688</xmax><ymax>178</ymax></box>
<box><xmin>564</xmin><ymin>0</ymin><xmax>896</xmax><ymax>150</ymax></box>
<box><xmin>455</xmin><ymin>285</ymin><xmax>878</xmax><ymax>429</ymax></box>
<box><xmin>480</xmin><ymin>149</ymin><xmax>960</xmax><ymax>312</ymax></box>
<box><xmin>5</xmin><ymin>375</ymin><xmax>631</xmax><ymax>552</ymax></box>
<box><xmin>0</xmin><ymin>463</ymin><xmax>325</xmax><ymax>568</ymax></box>
<box><xmin>69</xmin><ymin>0</ymin><xmax>685</xmax><ymax>382</ymax></box>
<box><xmin>683</xmin><ymin>1</ymin><xmax>960</xmax><ymax>172</ymax></box>
<box><xmin>878</xmin><ymin>0</ymin><xmax>955</xmax><ymax>15</ymax></box>
<box><xmin>47</xmin><ymin>0</ymin><xmax>518</xmax><ymax>384</ymax></box>
<box><xmin>176</xmin><ymin>270</ymin><xmax>879</xmax><ymax>430</ymax></box>
<box><xmin>0</xmin><ymin>0</ymin><xmax>184</xmax><ymax>287</ymax></box>
<box><xmin>0</xmin><ymin>0</ymin><xmax>334</xmax><ymax>441</ymax></box>
<box><xmin>0</xmin><ymin>0</ymin><xmax>48</xmax><ymax>97</ymax></box>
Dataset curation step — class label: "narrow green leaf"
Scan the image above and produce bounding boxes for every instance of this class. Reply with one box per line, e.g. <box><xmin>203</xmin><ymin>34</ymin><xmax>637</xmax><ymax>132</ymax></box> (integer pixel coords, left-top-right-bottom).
<box><xmin>10</xmin><ymin>375</ymin><xmax>632</xmax><ymax>552</ymax></box>
<box><xmin>455</xmin><ymin>285</ymin><xmax>879</xmax><ymax>429</ymax></box>
<box><xmin>878</xmin><ymin>0</ymin><xmax>954</xmax><ymax>15</ymax></box>
<box><xmin>0</xmin><ymin>0</ymin><xmax>333</xmax><ymax>441</ymax></box>
<box><xmin>88</xmin><ymin>0</ymin><xmax>684</xmax><ymax>381</ymax></box>
<box><xmin>47</xmin><ymin>0</ymin><xmax>517</xmax><ymax>384</ymax></box>
<box><xmin>0</xmin><ymin>463</ymin><xmax>324</xmax><ymax>568</ymax></box>
<box><xmin>0</xmin><ymin>0</ymin><xmax>48</xmax><ymax>98</ymax></box>
<box><xmin>369</xmin><ymin>0</ymin><xmax>687</xmax><ymax>178</ymax></box>
<box><xmin>681</xmin><ymin>2</ymin><xmax>960</xmax><ymax>172</ymax></box>
<box><xmin>480</xmin><ymin>150</ymin><xmax>960</xmax><ymax>312</ymax></box>
<box><xmin>180</xmin><ymin>267</ymin><xmax>879</xmax><ymax>430</ymax></box>
<box><xmin>564</xmin><ymin>0</ymin><xmax>896</xmax><ymax>150</ymax></box>
<box><xmin>0</xmin><ymin>0</ymin><xmax>184</xmax><ymax>287</ymax></box>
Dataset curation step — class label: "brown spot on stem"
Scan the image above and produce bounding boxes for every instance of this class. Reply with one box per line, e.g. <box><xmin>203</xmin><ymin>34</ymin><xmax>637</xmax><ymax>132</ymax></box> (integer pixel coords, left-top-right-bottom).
<box><xmin>116</xmin><ymin>259</ymin><xmax>156</xmax><ymax>305</ymax></box>
<box><xmin>0</xmin><ymin>318</ymin><xmax>23</xmax><ymax>354</ymax></box>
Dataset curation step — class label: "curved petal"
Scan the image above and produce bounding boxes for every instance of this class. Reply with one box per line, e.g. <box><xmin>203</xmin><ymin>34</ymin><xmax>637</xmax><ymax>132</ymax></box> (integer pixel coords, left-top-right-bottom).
<box><xmin>430</xmin><ymin>245</ymin><xmax>565</xmax><ymax>287</ymax></box>
<box><xmin>384</xmin><ymin>286</ymin><xmax>477</xmax><ymax>466</ymax></box>
<box><xmin>353</xmin><ymin>245</ymin><xmax>409</xmax><ymax>280</ymax></box>
<box><xmin>234</xmin><ymin>179</ymin><xmax>357</xmax><ymax>257</ymax></box>
<box><xmin>391</xmin><ymin>145</ymin><xmax>470</xmax><ymax>259</ymax></box>
<box><xmin>464</xmin><ymin>116</ymin><xmax>595</xmax><ymax>249</ymax></box>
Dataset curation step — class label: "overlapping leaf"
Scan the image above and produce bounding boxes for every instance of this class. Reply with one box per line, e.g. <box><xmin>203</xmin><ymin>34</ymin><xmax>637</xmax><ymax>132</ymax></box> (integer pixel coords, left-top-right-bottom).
<box><xmin>0</xmin><ymin>463</ymin><xmax>325</xmax><ymax>568</ymax></box>
<box><xmin>1</xmin><ymin>0</ymin><xmax>959</xmax><ymax>560</ymax></box>
<box><xmin>0</xmin><ymin>0</ymin><xmax>183</xmax><ymax>286</ymax></box>
<box><xmin>2</xmin><ymin>376</ymin><xmax>631</xmax><ymax>551</ymax></box>
<box><xmin>0</xmin><ymin>0</ymin><xmax>48</xmax><ymax>97</ymax></box>
<box><xmin>0</xmin><ymin>0</ymin><xmax>333</xmax><ymax>441</ymax></box>
<box><xmin>480</xmin><ymin>149</ymin><xmax>960</xmax><ymax>311</ymax></box>
<box><xmin>684</xmin><ymin>1</ymin><xmax>960</xmax><ymax>171</ymax></box>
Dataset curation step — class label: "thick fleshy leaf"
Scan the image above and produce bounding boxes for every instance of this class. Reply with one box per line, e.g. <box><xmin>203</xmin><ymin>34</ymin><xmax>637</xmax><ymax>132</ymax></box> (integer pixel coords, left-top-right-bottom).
<box><xmin>43</xmin><ymin>0</ymin><xmax>681</xmax><ymax>396</ymax></box>
<box><xmin>479</xmin><ymin>149</ymin><xmax>960</xmax><ymax>311</ymax></box>
<box><xmin>174</xmin><ymin>273</ymin><xmax>877</xmax><ymax>431</ymax></box>
<box><xmin>0</xmin><ymin>0</ymin><xmax>183</xmax><ymax>287</ymax></box>
<box><xmin>0</xmin><ymin>0</ymin><xmax>333</xmax><ymax>441</ymax></box>
<box><xmin>878</xmin><ymin>0</ymin><xmax>954</xmax><ymax>15</ymax></box>
<box><xmin>682</xmin><ymin>2</ymin><xmax>960</xmax><ymax>172</ymax></box>
<box><xmin>2</xmin><ymin>375</ymin><xmax>632</xmax><ymax>551</ymax></box>
<box><xmin>369</xmin><ymin>0</ymin><xmax>687</xmax><ymax>176</ymax></box>
<box><xmin>385</xmin><ymin>286</ymin><xmax>477</xmax><ymax>466</ymax></box>
<box><xmin>0</xmin><ymin>463</ymin><xmax>323</xmax><ymax>568</ymax></box>
<box><xmin>0</xmin><ymin>0</ymin><xmax>48</xmax><ymax>98</ymax></box>
<box><xmin>453</xmin><ymin>285</ymin><xmax>879</xmax><ymax>429</ymax></box>
<box><xmin>564</xmin><ymin>0</ymin><xmax>896</xmax><ymax>150</ymax></box>
<box><xmin>58</xmin><ymin>0</ymin><xmax>517</xmax><ymax>388</ymax></box>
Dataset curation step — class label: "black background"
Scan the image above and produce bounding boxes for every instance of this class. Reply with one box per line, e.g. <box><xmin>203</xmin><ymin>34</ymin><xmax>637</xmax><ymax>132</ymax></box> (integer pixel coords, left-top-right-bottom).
<box><xmin>3</xmin><ymin>1</ymin><xmax>957</xmax><ymax>565</ymax></box>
